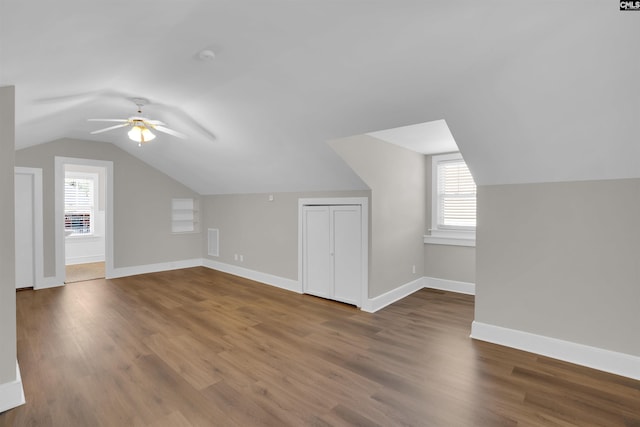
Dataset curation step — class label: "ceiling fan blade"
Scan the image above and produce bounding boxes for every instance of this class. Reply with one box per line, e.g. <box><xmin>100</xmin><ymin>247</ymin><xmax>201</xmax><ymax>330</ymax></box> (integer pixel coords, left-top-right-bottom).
<box><xmin>154</xmin><ymin>125</ymin><xmax>186</xmax><ymax>139</ymax></box>
<box><xmin>129</xmin><ymin>117</ymin><xmax>166</xmax><ymax>126</ymax></box>
<box><xmin>90</xmin><ymin>123</ymin><xmax>130</xmax><ymax>135</ymax></box>
<box><xmin>88</xmin><ymin>118</ymin><xmax>129</xmax><ymax>123</ymax></box>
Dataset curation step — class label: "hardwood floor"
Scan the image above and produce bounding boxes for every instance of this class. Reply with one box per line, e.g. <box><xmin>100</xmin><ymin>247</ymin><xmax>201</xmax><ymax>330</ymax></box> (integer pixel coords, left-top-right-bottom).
<box><xmin>3</xmin><ymin>267</ymin><xmax>639</xmax><ymax>426</ymax></box>
<box><xmin>65</xmin><ymin>261</ymin><xmax>106</xmax><ymax>283</ymax></box>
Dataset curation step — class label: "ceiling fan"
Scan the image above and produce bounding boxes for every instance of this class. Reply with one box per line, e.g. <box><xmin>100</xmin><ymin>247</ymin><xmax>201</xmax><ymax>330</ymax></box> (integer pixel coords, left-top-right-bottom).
<box><xmin>88</xmin><ymin>98</ymin><xmax>186</xmax><ymax>145</ymax></box>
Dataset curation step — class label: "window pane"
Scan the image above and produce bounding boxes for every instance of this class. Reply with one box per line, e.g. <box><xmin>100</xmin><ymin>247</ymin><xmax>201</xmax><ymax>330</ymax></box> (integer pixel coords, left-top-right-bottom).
<box><xmin>65</xmin><ymin>213</ymin><xmax>92</xmax><ymax>234</ymax></box>
<box><xmin>64</xmin><ymin>177</ymin><xmax>94</xmax><ymax>235</ymax></box>
<box><xmin>437</xmin><ymin>159</ymin><xmax>476</xmax><ymax>229</ymax></box>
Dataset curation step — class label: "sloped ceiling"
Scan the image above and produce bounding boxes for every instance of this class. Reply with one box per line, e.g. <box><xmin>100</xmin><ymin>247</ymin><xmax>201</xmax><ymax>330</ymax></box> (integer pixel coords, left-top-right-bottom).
<box><xmin>367</xmin><ymin>120</ymin><xmax>458</xmax><ymax>155</ymax></box>
<box><xmin>1</xmin><ymin>1</ymin><xmax>638</xmax><ymax>193</ymax></box>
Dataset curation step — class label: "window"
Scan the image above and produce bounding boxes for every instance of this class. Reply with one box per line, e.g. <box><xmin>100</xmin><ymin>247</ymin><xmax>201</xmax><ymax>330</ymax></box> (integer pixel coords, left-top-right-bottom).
<box><xmin>425</xmin><ymin>153</ymin><xmax>476</xmax><ymax>246</ymax></box>
<box><xmin>64</xmin><ymin>174</ymin><xmax>96</xmax><ymax>236</ymax></box>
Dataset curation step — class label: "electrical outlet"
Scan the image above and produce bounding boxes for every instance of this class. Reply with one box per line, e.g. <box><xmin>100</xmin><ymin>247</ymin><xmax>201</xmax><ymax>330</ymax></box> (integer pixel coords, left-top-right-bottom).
<box><xmin>234</xmin><ymin>254</ymin><xmax>238</xmax><ymax>261</ymax></box>
<box><xmin>240</xmin><ymin>255</ymin><xmax>244</xmax><ymax>262</ymax></box>
<box><xmin>412</xmin><ymin>265</ymin><xmax>416</xmax><ymax>274</ymax></box>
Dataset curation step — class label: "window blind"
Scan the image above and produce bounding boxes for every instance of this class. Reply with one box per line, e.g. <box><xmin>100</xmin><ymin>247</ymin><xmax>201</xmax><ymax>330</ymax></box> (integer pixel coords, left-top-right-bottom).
<box><xmin>64</xmin><ymin>177</ymin><xmax>94</xmax><ymax>234</ymax></box>
<box><xmin>437</xmin><ymin>159</ymin><xmax>476</xmax><ymax>228</ymax></box>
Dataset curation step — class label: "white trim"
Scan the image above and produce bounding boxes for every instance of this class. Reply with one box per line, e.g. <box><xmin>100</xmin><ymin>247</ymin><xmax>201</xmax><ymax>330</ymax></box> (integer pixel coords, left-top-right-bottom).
<box><xmin>471</xmin><ymin>321</ymin><xmax>640</xmax><ymax>381</ymax></box>
<box><xmin>425</xmin><ymin>277</ymin><xmax>475</xmax><ymax>295</ymax></box>
<box><xmin>37</xmin><ymin>276</ymin><xmax>64</xmax><ymax>290</ymax></box>
<box><xmin>424</xmin><ymin>234</ymin><xmax>475</xmax><ymax>247</ymax></box>
<box><xmin>361</xmin><ymin>277</ymin><xmax>426</xmax><ymax>313</ymax></box>
<box><xmin>202</xmin><ymin>258</ymin><xmax>301</xmax><ymax>294</ymax></box>
<box><xmin>14</xmin><ymin>167</ymin><xmax>44</xmax><ymax>289</ymax></box>
<box><xmin>363</xmin><ymin>276</ymin><xmax>475</xmax><ymax>312</ymax></box>
<box><xmin>55</xmin><ymin>157</ymin><xmax>114</xmax><ymax>284</ymax></box>
<box><xmin>64</xmin><ymin>234</ymin><xmax>103</xmax><ymax>241</ymax></box>
<box><xmin>298</xmin><ymin>197</ymin><xmax>369</xmax><ymax>308</ymax></box>
<box><xmin>0</xmin><ymin>361</ymin><xmax>25</xmax><ymax>413</ymax></box>
<box><xmin>108</xmin><ymin>258</ymin><xmax>202</xmax><ymax>279</ymax></box>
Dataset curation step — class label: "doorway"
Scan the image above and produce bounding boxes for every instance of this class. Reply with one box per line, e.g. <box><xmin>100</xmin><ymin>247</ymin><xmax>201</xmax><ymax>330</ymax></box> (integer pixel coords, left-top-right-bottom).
<box><xmin>55</xmin><ymin>157</ymin><xmax>114</xmax><ymax>284</ymax></box>
<box><xmin>63</xmin><ymin>164</ymin><xmax>106</xmax><ymax>283</ymax></box>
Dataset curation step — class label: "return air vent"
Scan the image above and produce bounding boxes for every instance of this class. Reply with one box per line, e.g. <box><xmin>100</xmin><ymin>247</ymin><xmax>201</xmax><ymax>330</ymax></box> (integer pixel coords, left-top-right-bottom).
<box><xmin>208</xmin><ymin>228</ymin><xmax>219</xmax><ymax>257</ymax></box>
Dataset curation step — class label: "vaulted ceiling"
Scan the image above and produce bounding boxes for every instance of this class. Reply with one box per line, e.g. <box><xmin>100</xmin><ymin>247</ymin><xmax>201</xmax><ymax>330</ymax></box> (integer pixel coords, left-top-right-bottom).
<box><xmin>1</xmin><ymin>1</ymin><xmax>638</xmax><ymax>194</ymax></box>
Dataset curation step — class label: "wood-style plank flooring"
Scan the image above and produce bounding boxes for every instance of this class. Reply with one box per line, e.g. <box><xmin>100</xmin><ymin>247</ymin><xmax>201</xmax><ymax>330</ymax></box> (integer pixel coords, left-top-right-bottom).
<box><xmin>3</xmin><ymin>267</ymin><xmax>639</xmax><ymax>426</ymax></box>
<box><xmin>65</xmin><ymin>261</ymin><xmax>106</xmax><ymax>283</ymax></box>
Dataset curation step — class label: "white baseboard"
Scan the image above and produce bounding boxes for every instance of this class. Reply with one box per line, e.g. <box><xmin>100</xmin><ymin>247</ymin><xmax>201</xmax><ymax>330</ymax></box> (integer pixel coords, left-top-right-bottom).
<box><xmin>107</xmin><ymin>258</ymin><xmax>203</xmax><ymax>279</ymax></box>
<box><xmin>0</xmin><ymin>361</ymin><xmax>25</xmax><ymax>413</ymax></box>
<box><xmin>43</xmin><ymin>257</ymin><xmax>299</xmax><ymax>295</ymax></box>
<box><xmin>471</xmin><ymin>321</ymin><xmax>640</xmax><ymax>381</ymax></box>
<box><xmin>36</xmin><ymin>276</ymin><xmax>64</xmax><ymax>290</ymax></box>
<box><xmin>361</xmin><ymin>277</ymin><xmax>426</xmax><ymax>313</ymax></box>
<box><xmin>65</xmin><ymin>255</ymin><xmax>105</xmax><ymax>265</ymax></box>
<box><xmin>425</xmin><ymin>277</ymin><xmax>475</xmax><ymax>295</ymax></box>
<box><xmin>361</xmin><ymin>276</ymin><xmax>475</xmax><ymax>313</ymax></box>
<box><xmin>202</xmin><ymin>259</ymin><xmax>301</xmax><ymax>294</ymax></box>
<box><xmin>29</xmin><ymin>260</ymin><xmax>640</xmax><ymax>382</ymax></box>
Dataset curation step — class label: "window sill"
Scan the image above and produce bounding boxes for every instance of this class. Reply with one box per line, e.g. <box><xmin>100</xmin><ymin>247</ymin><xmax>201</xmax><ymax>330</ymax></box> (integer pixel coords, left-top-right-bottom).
<box><xmin>65</xmin><ymin>234</ymin><xmax>101</xmax><ymax>241</ymax></box>
<box><xmin>424</xmin><ymin>232</ymin><xmax>475</xmax><ymax>247</ymax></box>
<box><xmin>171</xmin><ymin>230</ymin><xmax>200</xmax><ymax>235</ymax></box>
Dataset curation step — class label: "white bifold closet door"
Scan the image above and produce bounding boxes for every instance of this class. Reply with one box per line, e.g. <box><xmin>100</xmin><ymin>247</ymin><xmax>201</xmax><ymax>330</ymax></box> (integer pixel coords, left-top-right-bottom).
<box><xmin>302</xmin><ymin>205</ymin><xmax>362</xmax><ymax>306</ymax></box>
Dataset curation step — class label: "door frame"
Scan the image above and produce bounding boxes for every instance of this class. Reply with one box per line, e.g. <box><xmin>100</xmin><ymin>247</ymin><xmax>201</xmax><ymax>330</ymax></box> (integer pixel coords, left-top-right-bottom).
<box><xmin>54</xmin><ymin>157</ymin><xmax>114</xmax><ymax>285</ymax></box>
<box><xmin>14</xmin><ymin>167</ymin><xmax>43</xmax><ymax>289</ymax></box>
<box><xmin>298</xmin><ymin>197</ymin><xmax>368</xmax><ymax>308</ymax></box>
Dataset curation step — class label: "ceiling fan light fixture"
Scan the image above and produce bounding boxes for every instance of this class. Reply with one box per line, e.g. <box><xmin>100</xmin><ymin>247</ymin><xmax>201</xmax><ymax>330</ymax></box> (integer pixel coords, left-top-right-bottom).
<box><xmin>128</xmin><ymin>124</ymin><xmax>155</xmax><ymax>145</ymax></box>
<box><xmin>89</xmin><ymin>98</ymin><xmax>186</xmax><ymax>143</ymax></box>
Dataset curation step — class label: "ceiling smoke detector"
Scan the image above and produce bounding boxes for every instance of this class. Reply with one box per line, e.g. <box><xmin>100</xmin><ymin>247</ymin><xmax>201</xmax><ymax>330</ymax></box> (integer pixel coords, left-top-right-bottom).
<box><xmin>198</xmin><ymin>49</ymin><xmax>216</xmax><ymax>61</ymax></box>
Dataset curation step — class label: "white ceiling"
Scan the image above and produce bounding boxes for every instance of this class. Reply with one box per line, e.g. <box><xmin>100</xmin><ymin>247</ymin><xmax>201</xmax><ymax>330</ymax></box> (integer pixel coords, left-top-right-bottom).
<box><xmin>367</xmin><ymin>119</ymin><xmax>458</xmax><ymax>155</ymax></box>
<box><xmin>1</xmin><ymin>1</ymin><xmax>639</xmax><ymax>193</ymax></box>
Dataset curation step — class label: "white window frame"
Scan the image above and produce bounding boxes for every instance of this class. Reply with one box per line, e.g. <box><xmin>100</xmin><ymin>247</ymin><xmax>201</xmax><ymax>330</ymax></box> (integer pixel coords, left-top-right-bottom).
<box><xmin>64</xmin><ymin>172</ymin><xmax>98</xmax><ymax>238</ymax></box>
<box><xmin>424</xmin><ymin>152</ymin><xmax>476</xmax><ymax>247</ymax></box>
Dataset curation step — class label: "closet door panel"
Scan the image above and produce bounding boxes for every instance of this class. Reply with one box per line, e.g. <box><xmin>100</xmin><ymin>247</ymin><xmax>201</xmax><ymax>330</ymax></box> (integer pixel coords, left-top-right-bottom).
<box><xmin>332</xmin><ymin>206</ymin><xmax>362</xmax><ymax>306</ymax></box>
<box><xmin>302</xmin><ymin>206</ymin><xmax>332</xmax><ymax>298</ymax></box>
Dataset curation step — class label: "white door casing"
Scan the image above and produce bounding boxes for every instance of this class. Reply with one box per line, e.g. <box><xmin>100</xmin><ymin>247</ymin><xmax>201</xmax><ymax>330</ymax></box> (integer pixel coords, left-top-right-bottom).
<box><xmin>15</xmin><ymin>173</ymin><xmax>34</xmax><ymax>288</ymax></box>
<box><xmin>54</xmin><ymin>157</ymin><xmax>114</xmax><ymax>285</ymax></box>
<box><xmin>14</xmin><ymin>167</ymin><xmax>43</xmax><ymax>289</ymax></box>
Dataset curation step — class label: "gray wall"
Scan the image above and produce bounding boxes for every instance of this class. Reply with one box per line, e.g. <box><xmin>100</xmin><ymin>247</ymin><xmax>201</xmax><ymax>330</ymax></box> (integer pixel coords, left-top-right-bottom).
<box><xmin>424</xmin><ymin>154</ymin><xmax>476</xmax><ymax>283</ymax></box>
<box><xmin>476</xmin><ymin>179</ymin><xmax>640</xmax><ymax>357</ymax></box>
<box><xmin>424</xmin><ymin>244</ymin><xmax>475</xmax><ymax>283</ymax></box>
<box><xmin>15</xmin><ymin>138</ymin><xmax>202</xmax><ymax>275</ymax></box>
<box><xmin>0</xmin><ymin>86</ymin><xmax>16</xmax><ymax>383</ymax></box>
<box><xmin>202</xmin><ymin>190</ymin><xmax>369</xmax><ymax>280</ymax></box>
<box><xmin>329</xmin><ymin>135</ymin><xmax>425</xmax><ymax>298</ymax></box>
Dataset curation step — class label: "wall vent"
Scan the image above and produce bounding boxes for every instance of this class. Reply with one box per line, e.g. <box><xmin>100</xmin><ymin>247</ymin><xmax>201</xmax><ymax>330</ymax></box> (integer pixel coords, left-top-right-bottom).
<box><xmin>208</xmin><ymin>228</ymin><xmax>219</xmax><ymax>257</ymax></box>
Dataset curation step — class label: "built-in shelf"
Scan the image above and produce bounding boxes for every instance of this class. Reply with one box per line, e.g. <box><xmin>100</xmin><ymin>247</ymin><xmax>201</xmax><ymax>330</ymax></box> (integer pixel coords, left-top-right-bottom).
<box><xmin>171</xmin><ymin>198</ymin><xmax>198</xmax><ymax>233</ymax></box>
